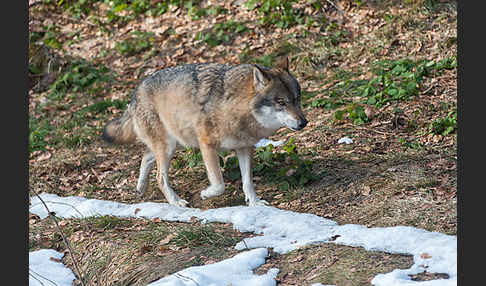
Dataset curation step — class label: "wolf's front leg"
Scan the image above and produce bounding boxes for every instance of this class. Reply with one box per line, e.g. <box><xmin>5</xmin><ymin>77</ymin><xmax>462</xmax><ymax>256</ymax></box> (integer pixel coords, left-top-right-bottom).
<box><xmin>236</xmin><ymin>147</ymin><xmax>268</xmax><ymax>206</ymax></box>
<box><xmin>199</xmin><ymin>143</ymin><xmax>225</xmax><ymax>199</ymax></box>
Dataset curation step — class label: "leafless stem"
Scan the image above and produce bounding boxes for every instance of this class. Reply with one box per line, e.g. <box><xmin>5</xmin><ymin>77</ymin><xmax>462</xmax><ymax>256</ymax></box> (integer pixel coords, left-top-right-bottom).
<box><xmin>354</xmin><ymin>125</ymin><xmax>394</xmax><ymax>136</ymax></box>
<box><xmin>29</xmin><ymin>268</ymin><xmax>58</xmax><ymax>286</ymax></box>
<box><xmin>30</xmin><ymin>201</ymin><xmax>86</xmax><ymax>219</ymax></box>
<box><xmin>50</xmin><ymin>12</ymin><xmax>98</xmax><ymax>27</ymax></box>
<box><xmin>326</xmin><ymin>0</ymin><xmax>347</xmax><ymax>19</ymax></box>
<box><xmin>241</xmin><ymin>238</ymin><xmax>250</xmax><ymax>250</ymax></box>
<box><xmin>174</xmin><ymin>273</ymin><xmax>201</xmax><ymax>286</ymax></box>
<box><xmin>29</xmin><ymin>0</ymin><xmax>43</xmax><ymax>8</ymax></box>
<box><xmin>31</xmin><ymin>190</ymin><xmax>87</xmax><ymax>286</ymax></box>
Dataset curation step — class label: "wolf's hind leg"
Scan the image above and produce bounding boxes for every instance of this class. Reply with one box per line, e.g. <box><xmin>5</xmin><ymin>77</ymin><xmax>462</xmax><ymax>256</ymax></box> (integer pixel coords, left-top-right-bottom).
<box><xmin>133</xmin><ymin>105</ymin><xmax>188</xmax><ymax>207</ymax></box>
<box><xmin>200</xmin><ymin>143</ymin><xmax>225</xmax><ymax>199</ymax></box>
<box><xmin>152</xmin><ymin>137</ymin><xmax>188</xmax><ymax>207</ymax></box>
<box><xmin>236</xmin><ymin>147</ymin><xmax>268</xmax><ymax>206</ymax></box>
<box><xmin>136</xmin><ymin>151</ymin><xmax>155</xmax><ymax>197</ymax></box>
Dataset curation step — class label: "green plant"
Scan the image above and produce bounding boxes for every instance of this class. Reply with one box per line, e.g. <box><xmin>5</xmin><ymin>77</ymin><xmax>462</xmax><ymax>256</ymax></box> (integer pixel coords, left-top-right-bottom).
<box><xmin>241</xmin><ymin>41</ymin><xmax>298</xmax><ymax>68</ymax></box>
<box><xmin>306</xmin><ymin>57</ymin><xmax>455</xmax><ymax>126</ymax></box>
<box><xmin>30</xmin><ymin>98</ymin><xmax>125</xmax><ymax>151</ymax></box>
<box><xmin>189</xmin><ymin>5</ymin><xmax>227</xmax><ymax>20</ymax></box>
<box><xmin>359</xmin><ymin>57</ymin><xmax>456</xmax><ymax>107</ymax></box>
<box><xmin>196</xmin><ymin>20</ymin><xmax>247</xmax><ymax>47</ymax></box>
<box><xmin>244</xmin><ymin>0</ymin><xmax>305</xmax><ymax>28</ymax></box>
<box><xmin>358</xmin><ymin>58</ymin><xmax>422</xmax><ymax>107</ymax></box>
<box><xmin>105</xmin><ymin>0</ymin><xmax>209</xmax><ymax>23</ymax></box>
<box><xmin>105</xmin><ymin>0</ymin><xmax>158</xmax><ymax>23</ymax></box>
<box><xmin>173</xmin><ymin>225</ymin><xmax>235</xmax><ymax>248</ymax></box>
<box><xmin>398</xmin><ymin>137</ymin><xmax>424</xmax><ymax>150</ymax></box>
<box><xmin>65</xmin><ymin>99</ymin><xmax>126</xmax><ymax>131</ymax></box>
<box><xmin>333</xmin><ymin>103</ymin><xmax>369</xmax><ymax>125</ymax></box>
<box><xmin>253</xmin><ymin>139</ymin><xmax>324</xmax><ymax>191</ymax></box>
<box><xmin>85</xmin><ymin>216</ymin><xmax>131</xmax><ymax>231</ymax></box>
<box><xmin>84</xmin><ymin>99</ymin><xmax>127</xmax><ymax>114</ymax></box>
<box><xmin>63</xmin><ymin>99</ymin><xmax>128</xmax><ymax>148</ymax></box>
<box><xmin>218</xmin><ymin>139</ymin><xmax>322</xmax><ymax>190</ymax></box>
<box><xmin>221</xmin><ymin>153</ymin><xmax>241</xmax><ymax>181</ymax></box>
<box><xmin>184</xmin><ymin>148</ymin><xmax>204</xmax><ymax>168</ymax></box>
<box><xmin>52</xmin><ymin>0</ymin><xmax>99</xmax><ymax>18</ymax></box>
<box><xmin>422</xmin><ymin>0</ymin><xmax>441</xmax><ymax>11</ymax></box>
<box><xmin>29</xmin><ymin>118</ymin><xmax>52</xmax><ymax>152</ymax></box>
<box><xmin>429</xmin><ymin>110</ymin><xmax>457</xmax><ymax>136</ymax></box>
<box><xmin>115</xmin><ymin>31</ymin><xmax>155</xmax><ymax>56</ymax></box>
<box><xmin>36</xmin><ymin>24</ymin><xmax>63</xmax><ymax>50</ymax></box>
<box><xmin>49</xmin><ymin>60</ymin><xmax>111</xmax><ymax>97</ymax></box>
<box><xmin>133</xmin><ymin>221</ymin><xmax>170</xmax><ymax>246</ymax></box>
<box><xmin>320</xmin><ymin>22</ymin><xmax>350</xmax><ymax>47</ymax></box>
<box><xmin>62</xmin><ymin>130</ymin><xmax>94</xmax><ymax>148</ymax></box>
<box><xmin>253</xmin><ymin>54</ymin><xmax>276</xmax><ymax>67</ymax></box>
<box><xmin>310</xmin><ymin>98</ymin><xmax>348</xmax><ymax>110</ymax></box>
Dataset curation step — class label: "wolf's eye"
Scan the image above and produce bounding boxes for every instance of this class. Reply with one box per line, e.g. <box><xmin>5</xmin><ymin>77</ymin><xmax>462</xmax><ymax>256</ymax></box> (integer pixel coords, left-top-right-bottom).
<box><xmin>276</xmin><ymin>98</ymin><xmax>286</xmax><ymax>106</ymax></box>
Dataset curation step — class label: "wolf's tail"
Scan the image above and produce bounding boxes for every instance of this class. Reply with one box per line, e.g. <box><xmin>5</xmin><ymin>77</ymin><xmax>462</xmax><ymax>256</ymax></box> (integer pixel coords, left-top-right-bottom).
<box><xmin>102</xmin><ymin>103</ymin><xmax>136</xmax><ymax>144</ymax></box>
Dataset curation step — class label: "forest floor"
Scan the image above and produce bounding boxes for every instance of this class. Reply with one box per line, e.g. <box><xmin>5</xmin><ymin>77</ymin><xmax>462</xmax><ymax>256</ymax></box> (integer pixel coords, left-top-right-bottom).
<box><xmin>29</xmin><ymin>0</ymin><xmax>457</xmax><ymax>285</ymax></box>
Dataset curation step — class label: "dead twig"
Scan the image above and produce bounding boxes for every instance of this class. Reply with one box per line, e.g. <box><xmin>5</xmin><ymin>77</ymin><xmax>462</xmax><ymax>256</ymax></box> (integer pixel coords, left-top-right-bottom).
<box><xmin>421</xmin><ymin>84</ymin><xmax>437</xmax><ymax>95</ymax></box>
<box><xmin>353</xmin><ymin>125</ymin><xmax>394</xmax><ymax>136</ymax></box>
<box><xmin>29</xmin><ymin>0</ymin><xmax>43</xmax><ymax>8</ymax></box>
<box><xmin>241</xmin><ymin>238</ymin><xmax>250</xmax><ymax>250</ymax></box>
<box><xmin>31</xmin><ymin>189</ymin><xmax>87</xmax><ymax>286</ymax></box>
<box><xmin>175</xmin><ymin>272</ymin><xmax>201</xmax><ymax>286</ymax></box>
<box><xmin>30</xmin><ymin>201</ymin><xmax>86</xmax><ymax>219</ymax></box>
<box><xmin>325</xmin><ymin>0</ymin><xmax>348</xmax><ymax>21</ymax></box>
<box><xmin>29</xmin><ymin>268</ymin><xmax>59</xmax><ymax>286</ymax></box>
<box><xmin>50</xmin><ymin>13</ymin><xmax>98</xmax><ymax>27</ymax></box>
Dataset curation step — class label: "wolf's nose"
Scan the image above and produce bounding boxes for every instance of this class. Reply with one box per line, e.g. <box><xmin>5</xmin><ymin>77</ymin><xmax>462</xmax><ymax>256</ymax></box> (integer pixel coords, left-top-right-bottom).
<box><xmin>298</xmin><ymin>119</ymin><xmax>308</xmax><ymax>129</ymax></box>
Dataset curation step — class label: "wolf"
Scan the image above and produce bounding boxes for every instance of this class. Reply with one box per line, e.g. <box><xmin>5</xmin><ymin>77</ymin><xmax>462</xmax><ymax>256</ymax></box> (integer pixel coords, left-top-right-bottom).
<box><xmin>102</xmin><ymin>56</ymin><xmax>308</xmax><ymax>207</ymax></box>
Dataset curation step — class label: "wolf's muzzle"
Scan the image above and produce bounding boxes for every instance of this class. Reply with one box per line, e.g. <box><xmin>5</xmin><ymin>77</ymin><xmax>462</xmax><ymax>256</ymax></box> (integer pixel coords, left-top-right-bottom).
<box><xmin>296</xmin><ymin>118</ymin><xmax>308</xmax><ymax>130</ymax></box>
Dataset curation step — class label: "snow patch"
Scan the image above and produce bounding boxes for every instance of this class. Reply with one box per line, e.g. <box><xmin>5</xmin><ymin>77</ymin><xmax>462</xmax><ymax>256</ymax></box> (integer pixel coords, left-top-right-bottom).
<box><xmin>29</xmin><ymin>249</ymin><xmax>76</xmax><ymax>286</ymax></box>
<box><xmin>254</xmin><ymin>138</ymin><xmax>285</xmax><ymax>148</ymax></box>
<box><xmin>338</xmin><ymin>136</ymin><xmax>353</xmax><ymax>144</ymax></box>
<box><xmin>148</xmin><ymin>248</ymin><xmax>278</xmax><ymax>286</ymax></box>
<box><xmin>29</xmin><ymin>193</ymin><xmax>457</xmax><ymax>285</ymax></box>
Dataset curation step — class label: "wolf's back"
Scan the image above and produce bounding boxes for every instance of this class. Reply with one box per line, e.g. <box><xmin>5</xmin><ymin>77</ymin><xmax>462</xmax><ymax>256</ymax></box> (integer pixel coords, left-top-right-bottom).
<box><xmin>103</xmin><ymin>63</ymin><xmax>237</xmax><ymax>145</ymax></box>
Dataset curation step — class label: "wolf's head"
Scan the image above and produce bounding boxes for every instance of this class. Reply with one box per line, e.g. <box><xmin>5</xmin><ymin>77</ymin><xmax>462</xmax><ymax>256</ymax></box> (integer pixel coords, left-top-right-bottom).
<box><xmin>251</xmin><ymin>56</ymin><xmax>308</xmax><ymax>132</ymax></box>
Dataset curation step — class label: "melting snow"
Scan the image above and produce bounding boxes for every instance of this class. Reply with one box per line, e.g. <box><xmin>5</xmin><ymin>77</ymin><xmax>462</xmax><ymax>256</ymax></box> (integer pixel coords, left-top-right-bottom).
<box><xmin>29</xmin><ymin>193</ymin><xmax>456</xmax><ymax>286</ymax></box>
<box><xmin>254</xmin><ymin>138</ymin><xmax>285</xmax><ymax>148</ymax></box>
<box><xmin>148</xmin><ymin>248</ymin><xmax>279</xmax><ymax>286</ymax></box>
<box><xmin>29</xmin><ymin>249</ymin><xmax>76</xmax><ymax>286</ymax></box>
<box><xmin>337</xmin><ymin>136</ymin><xmax>353</xmax><ymax>144</ymax></box>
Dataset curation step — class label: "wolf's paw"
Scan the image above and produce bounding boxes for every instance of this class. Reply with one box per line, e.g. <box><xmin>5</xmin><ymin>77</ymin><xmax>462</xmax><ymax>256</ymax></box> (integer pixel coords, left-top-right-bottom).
<box><xmin>201</xmin><ymin>184</ymin><xmax>225</xmax><ymax>200</ymax></box>
<box><xmin>135</xmin><ymin>187</ymin><xmax>147</xmax><ymax>198</ymax></box>
<box><xmin>170</xmin><ymin>198</ymin><xmax>189</xmax><ymax>208</ymax></box>
<box><xmin>247</xmin><ymin>199</ymin><xmax>269</xmax><ymax>207</ymax></box>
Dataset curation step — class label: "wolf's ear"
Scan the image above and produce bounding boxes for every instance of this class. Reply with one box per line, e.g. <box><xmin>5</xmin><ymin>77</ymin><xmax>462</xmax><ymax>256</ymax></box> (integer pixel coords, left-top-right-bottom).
<box><xmin>274</xmin><ymin>56</ymin><xmax>289</xmax><ymax>72</ymax></box>
<box><xmin>253</xmin><ymin>65</ymin><xmax>270</xmax><ymax>92</ymax></box>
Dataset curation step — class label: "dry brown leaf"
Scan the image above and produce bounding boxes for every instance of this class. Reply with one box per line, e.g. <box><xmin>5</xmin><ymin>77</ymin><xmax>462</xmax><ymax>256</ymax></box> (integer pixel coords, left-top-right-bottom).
<box><xmin>49</xmin><ymin>257</ymin><xmax>63</xmax><ymax>263</ymax></box>
<box><xmin>37</xmin><ymin>152</ymin><xmax>52</xmax><ymax>161</ymax></box>
<box><xmin>159</xmin><ymin>233</ymin><xmax>176</xmax><ymax>245</ymax></box>
<box><xmin>420</xmin><ymin>253</ymin><xmax>432</xmax><ymax>259</ymax></box>
<box><xmin>362</xmin><ymin>185</ymin><xmax>372</xmax><ymax>196</ymax></box>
